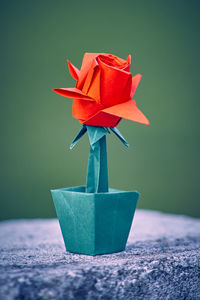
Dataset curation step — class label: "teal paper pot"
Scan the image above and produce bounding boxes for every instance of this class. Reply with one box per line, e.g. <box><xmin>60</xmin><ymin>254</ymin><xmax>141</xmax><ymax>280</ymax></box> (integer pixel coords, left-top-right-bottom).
<box><xmin>51</xmin><ymin>186</ymin><xmax>139</xmax><ymax>256</ymax></box>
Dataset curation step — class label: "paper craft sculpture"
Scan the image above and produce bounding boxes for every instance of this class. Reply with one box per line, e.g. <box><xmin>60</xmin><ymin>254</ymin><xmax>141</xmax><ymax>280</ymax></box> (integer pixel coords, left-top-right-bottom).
<box><xmin>54</xmin><ymin>53</ymin><xmax>149</xmax><ymax>127</ymax></box>
<box><xmin>51</xmin><ymin>53</ymin><xmax>149</xmax><ymax>255</ymax></box>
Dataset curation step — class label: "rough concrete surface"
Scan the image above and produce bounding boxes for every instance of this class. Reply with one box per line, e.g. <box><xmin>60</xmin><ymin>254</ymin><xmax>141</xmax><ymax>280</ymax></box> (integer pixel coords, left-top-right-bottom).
<box><xmin>0</xmin><ymin>210</ymin><xmax>200</xmax><ymax>300</ymax></box>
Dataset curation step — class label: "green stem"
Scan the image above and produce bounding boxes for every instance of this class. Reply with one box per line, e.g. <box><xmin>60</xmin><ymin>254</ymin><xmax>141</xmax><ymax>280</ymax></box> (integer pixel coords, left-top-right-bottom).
<box><xmin>86</xmin><ymin>135</ymin><xmax>108</xmax><ymax>193</ymax></box>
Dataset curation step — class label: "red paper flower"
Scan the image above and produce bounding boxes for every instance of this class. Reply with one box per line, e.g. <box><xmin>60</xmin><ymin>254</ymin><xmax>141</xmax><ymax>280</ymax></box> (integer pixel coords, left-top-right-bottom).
<box><xmin>53</xmin><ymin>53</ymin><xmax>149</xmax><ymax>127</ymax></box>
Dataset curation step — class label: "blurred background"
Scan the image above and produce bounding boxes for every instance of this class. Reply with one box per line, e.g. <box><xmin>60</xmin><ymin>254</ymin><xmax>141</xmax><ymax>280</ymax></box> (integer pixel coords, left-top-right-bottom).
<box><xmin>1</xmin><ymin>0</ymin><xmax>200</xmax><ymax>220</ymax></box>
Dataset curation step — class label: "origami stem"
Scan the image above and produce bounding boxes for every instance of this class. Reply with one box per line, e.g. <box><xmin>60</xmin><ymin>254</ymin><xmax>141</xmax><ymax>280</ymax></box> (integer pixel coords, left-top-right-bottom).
<box><xmin>70</xmin><ymin>125</ymin><xmax>129</xmax><ymax>194</ymax></box>
<box><xmin>86</xmin><ymin>134</ymin><xmax>108</xmax><ymax>193</ymax></box>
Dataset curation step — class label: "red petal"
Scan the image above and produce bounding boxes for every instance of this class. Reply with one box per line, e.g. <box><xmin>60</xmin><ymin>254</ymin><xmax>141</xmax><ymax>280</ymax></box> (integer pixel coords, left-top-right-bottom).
<box><xmin>72</xmin><ymin>98</ymin><xmax>102</xmax><ymax>121</ymax></box>
<box><xmin>98</xmin><ymin>58</ymin><xmax>132</xmax><ymax>107</ymax></box>
<box><xmin>131</xmin><ymin>74</ymin><xmax>142</xmax><ymax>98</ymax></box>
<box><xmin>77</xmin><ymin>53</ymin><xmax>100</xmax><ymax>89</ymax></box>
<box><xmin>53</xmin><ymin>88</ymin><xmax>94</xmax><ymax>101</ymax></box>
<box><xmin>67</xmin><ymin>60</ymin><xmax>80</xmax><ymax>81</ymax></box>
<box><xmin>82</xmin><ymin>60</ymin><xmax>99</xmax><ymax>94</ymax></box>
<box><xmin>82</xmin><ymin>110</ymin><xmax>121</xmax><ymax>127</ymax></box>
<box><xmin>103</xmin><ymin>100</ymin><xmax>150</xmax><ymax>125</ymax></box>
<box><xmin>126</xmin><ymin>55</ymin><xmax>131</xmax><ymax>64</ymax></box>
<box><xmin>123</xmin><ymin>55</ymin><xmax>131</xmax><ymax>71</ymax></box>
<box><xmin>87</xmin><ymin>67</ymin><xmax>101</xmax><ymax>103</ymax></box>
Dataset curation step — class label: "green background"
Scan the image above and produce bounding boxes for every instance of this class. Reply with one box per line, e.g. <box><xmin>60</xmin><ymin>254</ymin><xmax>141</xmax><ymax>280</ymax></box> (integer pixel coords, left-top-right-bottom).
<box><xmin>1</xmin><ymin>0</ymin><xmax>200</xmax><ymax>220</ymax></box>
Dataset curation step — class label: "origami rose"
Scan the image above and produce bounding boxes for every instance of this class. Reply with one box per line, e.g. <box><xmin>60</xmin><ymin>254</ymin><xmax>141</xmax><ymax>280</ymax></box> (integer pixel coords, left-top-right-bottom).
<box><xmin>53</xmin><ymin>53</ymin><xmax>149</xmax><ymax>127</ymax></box>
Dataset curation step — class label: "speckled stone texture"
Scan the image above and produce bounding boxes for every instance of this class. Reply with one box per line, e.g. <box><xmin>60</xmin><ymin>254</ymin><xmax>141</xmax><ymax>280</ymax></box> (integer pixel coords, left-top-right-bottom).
<box><xmin>0</xmin><ymin>210</ymin><xmax>200</xmax><ymax>300</ymax></box>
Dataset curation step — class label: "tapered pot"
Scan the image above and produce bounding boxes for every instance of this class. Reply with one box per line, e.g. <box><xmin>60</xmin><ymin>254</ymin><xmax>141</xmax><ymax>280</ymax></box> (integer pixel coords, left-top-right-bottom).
<box><xmin>51</xmin><ymin>186</ymin><xmax>139</xmax><ymax>256</ymax></box>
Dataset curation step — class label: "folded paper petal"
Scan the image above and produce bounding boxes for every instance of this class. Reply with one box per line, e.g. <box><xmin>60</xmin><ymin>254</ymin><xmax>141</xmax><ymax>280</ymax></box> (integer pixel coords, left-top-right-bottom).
<box><xmin>87</xmin><ymin>67</ymin><xmax>101</xmax><ymax>103</ymax></box>
<box><xmin>126</xmin><ymin>55</ymin><xmax>131</xmax><ymax>65</ymax></box>
<box><xmin>72</xmin><ymin>99</ymin><xmax>103</xmax><ymax>121</ymax></box>
<box><xmin>131</xmin><ymin>74</ymin><xmax>142</xmax><ymax>99</ymax></box>
<box><xmin>98</xmin><ymin>54</ymin><xmax>129</xmax><ymax>70</ymax></box>
<box><xmin>103</xmin><ymin>100</ymin><xmax>150</xmax><ymax>125</ymax></box>
<box><xmin>98</xmin><ymin>58</ymin><xmax>132</xmax><ymax>107</ymax></box>
<box><xmin>82</xmin><ymin>60</ymin><xmax>99</xmax><ymax>94</ymax></box>
<box><xmin>123</xmin><ymin>55</ymin><xmax>131</xmax><ymax>72</ymax></box>
<box><xmin>77</xmin><ymin>53</ymin><xmax>99</xmax><ymax>89</ymax></box>
<box><xmin>53</xmin><ymin>88</ymin><xmax>94</xmax><ymax>101</ymax></box>
<box><xmin>67</xmin><ymin>60</ymin><xmax>80</xmax><ymax>81</ymax></box>
<box><xmin>82</xmin><ymin>110</ymin><xmax>121</xmax><ymax>127</ymax></box>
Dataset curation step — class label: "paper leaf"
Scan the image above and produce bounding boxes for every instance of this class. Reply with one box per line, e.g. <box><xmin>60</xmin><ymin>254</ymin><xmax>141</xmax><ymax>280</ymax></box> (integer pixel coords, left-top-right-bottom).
<box><xmin>70</xmin><ymin>125</ymin><xmax>87</xmax><ymax>149</ymax></box>
<box><xmin>110</xmin><ymin>127</ymin><xmax>129</xmax><ymax>148</ymax></box>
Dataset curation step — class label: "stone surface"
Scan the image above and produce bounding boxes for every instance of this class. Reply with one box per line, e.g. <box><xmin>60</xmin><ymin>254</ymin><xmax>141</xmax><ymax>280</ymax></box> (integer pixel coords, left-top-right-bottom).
<box><xmin>0</xmin><ymin>210</ymin><xmax>200</xmax><ymax>300</ymax></box>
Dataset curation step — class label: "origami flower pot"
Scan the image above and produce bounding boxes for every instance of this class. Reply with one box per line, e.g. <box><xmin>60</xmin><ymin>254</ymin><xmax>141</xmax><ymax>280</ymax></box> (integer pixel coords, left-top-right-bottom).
<box><xmin>51</xmin><ymin>186</ymin><xmax>139</xmax><ymax>255</ymax></box>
